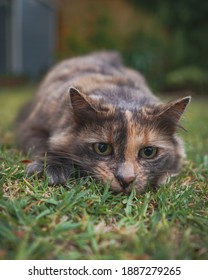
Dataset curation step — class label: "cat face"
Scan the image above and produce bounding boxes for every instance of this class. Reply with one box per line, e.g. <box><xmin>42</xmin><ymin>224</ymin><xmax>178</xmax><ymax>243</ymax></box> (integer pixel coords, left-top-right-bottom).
<box><xmin>50</xmin><ymin>88</ymin><xmax>190</xmax><ymax>193</ymax></box>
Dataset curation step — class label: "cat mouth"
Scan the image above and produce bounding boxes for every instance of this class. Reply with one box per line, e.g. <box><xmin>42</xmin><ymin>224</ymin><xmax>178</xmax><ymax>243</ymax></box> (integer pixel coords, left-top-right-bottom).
<box><xmin>94</xmin><ymin>174</ymin><xmax>140</xmax><ymax>194</ymax></box>
<box><xmin>113</xmin><ymin>181</ymin><xmax>134</xmax><ymax>194</ymax></box>
<box><xmin>121</xmin><ymin>188</ymin><xmax>130</xmax><ymax>195</ymax></box>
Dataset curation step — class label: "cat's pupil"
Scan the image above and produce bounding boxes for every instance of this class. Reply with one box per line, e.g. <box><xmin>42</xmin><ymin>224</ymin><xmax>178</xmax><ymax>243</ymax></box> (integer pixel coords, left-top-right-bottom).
<box><xmin>143</xmin><ymin>147</ymin><xmax>154</xmax><ymax>157</ymax></box>
<box><xmin>98</xmin><ymin>143</ymin><xmax>108</xmax><ymax>153</ymax></box>
<box><xmin>93</xmin><ymin>143</ymin><xmax>113</xmax><ymax>156</ymax></box>
<box><xmin>139</xmin><ymin>146</ymin><xmax>157</xmax><ymax>159</ymax></box>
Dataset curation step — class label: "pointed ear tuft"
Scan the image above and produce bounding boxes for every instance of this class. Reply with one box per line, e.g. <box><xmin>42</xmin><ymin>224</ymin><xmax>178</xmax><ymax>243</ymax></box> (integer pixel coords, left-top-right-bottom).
<box><xmin>156</xmin><ymin>96</ymin><xmax>191</xmax><ymax>133</ymax></box>
<box><xmin>159</xmin><ymin>96</ymin><xmax>191</xmax><ymax>121</ymax></box>
<box><xmin>69</xmin><ymin>87</ymin><xmax>98</xmax><ymax>124</ymax></box>
<box><xmin>69</xmin><ymin>87</ymin><xmax>94</xmax><ymax>111</ymax></box>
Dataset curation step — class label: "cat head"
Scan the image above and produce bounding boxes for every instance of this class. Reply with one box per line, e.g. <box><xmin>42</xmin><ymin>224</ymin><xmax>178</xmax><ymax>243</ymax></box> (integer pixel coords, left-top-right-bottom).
<box><xmin>53</xmin><ymin>87</ymin><xmax>191</xmax><ymax>193</ymax></box>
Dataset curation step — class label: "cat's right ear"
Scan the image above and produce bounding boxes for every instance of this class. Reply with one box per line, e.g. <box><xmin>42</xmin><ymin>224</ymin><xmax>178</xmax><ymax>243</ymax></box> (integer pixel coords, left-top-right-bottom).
<box><xmin>69</xmin><ymin>87</ymin><xmax>99</xmax><ymax>123</ymax></box>
<box><xmin>69</xmin><ymin>87</ymin><xmax>113</xmax><ymax>124</ymax></box>
<box><xmin>70</xmin><ymin>87</ymin><xmax>96</xmax><ymax>112</ymax></box>
<box><xmin>69</xmin><ymin>87</ymin><xmax>95</xmax><ymax>121</ymax></box>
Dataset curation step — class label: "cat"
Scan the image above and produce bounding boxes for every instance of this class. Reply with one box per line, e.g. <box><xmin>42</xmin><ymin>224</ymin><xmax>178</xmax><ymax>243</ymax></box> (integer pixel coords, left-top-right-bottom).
<box><xmin>16</xmin><ymin>52</ymin><xmax>191</xmax><ymax>193</ymax></box>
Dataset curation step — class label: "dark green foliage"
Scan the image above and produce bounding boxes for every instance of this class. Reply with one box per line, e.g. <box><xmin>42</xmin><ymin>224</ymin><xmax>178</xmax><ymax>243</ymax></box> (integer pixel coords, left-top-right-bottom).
<box><xmin>165</xmin><ymin>67</ymin><xmax>208</xmax><ymax>92</ymax></box>
<box><xmin>128</xmin><ymin>0</ymin><xmax>208</xmax><ymax>92</ymax></box>
<box><xmin>64</xmin><ymin>13</ymin><xmax>121</xmax><ymax>58</ymax></box>
<box><xmin>62</xmin><ymin>1</ymin><xmax>208</xmax><ymax>92</ymax></box>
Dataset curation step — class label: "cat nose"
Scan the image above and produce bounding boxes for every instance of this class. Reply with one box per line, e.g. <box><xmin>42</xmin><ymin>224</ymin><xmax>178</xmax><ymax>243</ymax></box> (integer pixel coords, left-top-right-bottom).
<box><xmin>116</xmin><ymin>162</ymin><xmax>135</xmax><ymax>189</ymax></box>
<box><xmin>115</xmin><ymin>174</ymin><xmax>135</xmax><ymax>189</ymax></box>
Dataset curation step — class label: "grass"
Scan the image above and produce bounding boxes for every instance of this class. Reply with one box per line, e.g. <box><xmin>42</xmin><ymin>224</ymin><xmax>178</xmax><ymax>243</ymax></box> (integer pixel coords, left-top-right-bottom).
<box><xmin>0</xmin><ymin>86</ymin><xmax>207</xmax><ymax>260</ymax></box>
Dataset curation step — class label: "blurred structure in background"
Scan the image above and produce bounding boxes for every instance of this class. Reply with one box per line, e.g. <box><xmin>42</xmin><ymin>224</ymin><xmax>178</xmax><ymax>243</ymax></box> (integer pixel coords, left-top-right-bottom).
<box><xmin>0</xmin><ymin>0</ymin><xmax>207</xmax><ymax>93</ymax></box>
<box><xmin>0</xmin><ymin>0</ymin><xmax>56</xmax><ymax>80</ymax></box>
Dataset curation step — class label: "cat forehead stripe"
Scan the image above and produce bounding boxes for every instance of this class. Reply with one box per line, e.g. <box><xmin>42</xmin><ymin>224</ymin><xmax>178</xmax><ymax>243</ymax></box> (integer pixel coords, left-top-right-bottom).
<box><xmin>125</xmin><ymin>110</ymin><xmax>133</xmax><ymax>121</ymax></box>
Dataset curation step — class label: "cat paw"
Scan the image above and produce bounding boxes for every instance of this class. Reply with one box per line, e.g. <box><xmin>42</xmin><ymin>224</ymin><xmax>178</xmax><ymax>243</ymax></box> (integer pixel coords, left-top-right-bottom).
<box><xmin>26</xmin><ymin>160</ymin><xmax>72</xmax><ymax>185</ymax></box>
<box><xmin>45</xmin><ymin>164</ymin><xmax>72</xmax><ymax>185</ymax></box>
<box><xmin>26</xmin><ymin>160</ymin><xmax>44</xmax><ymax>177</ymax></box>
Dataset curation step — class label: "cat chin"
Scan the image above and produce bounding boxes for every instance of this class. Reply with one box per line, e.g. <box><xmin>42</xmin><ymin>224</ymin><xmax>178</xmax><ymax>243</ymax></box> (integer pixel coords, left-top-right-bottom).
<box><xmin>104</xmin><ymin>179</ymin><xmax>147</xmax><ymax>194</ymax></box>
<box><xmin>98</xmin><ymin>177</ymin><xmax>130</xmax><ymax>193</ymax></box>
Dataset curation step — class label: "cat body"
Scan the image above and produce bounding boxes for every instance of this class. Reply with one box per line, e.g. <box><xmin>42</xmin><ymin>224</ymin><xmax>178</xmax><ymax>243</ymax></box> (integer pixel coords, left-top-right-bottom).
<box><xmin>16</xmin><ymin>52</ymin><xmax>190</xmax><ymax>193</ymax></box>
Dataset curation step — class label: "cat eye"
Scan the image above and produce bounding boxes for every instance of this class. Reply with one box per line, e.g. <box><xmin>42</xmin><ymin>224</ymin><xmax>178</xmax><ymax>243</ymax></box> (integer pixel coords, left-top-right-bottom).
<box><xmin>139</xmin><ymin>146</ymin><xmax>158</xmax><ymax>159</ymax></box>
<box><xmin>93</xmin><ymin>143</ymin><xmax>113</xmax><ymax>156</ymax></box>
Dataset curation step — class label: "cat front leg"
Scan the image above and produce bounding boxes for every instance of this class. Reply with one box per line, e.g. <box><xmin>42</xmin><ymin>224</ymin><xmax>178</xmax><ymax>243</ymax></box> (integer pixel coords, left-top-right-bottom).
<box><xmin>26</xmin><ymin>155</ymin><xmax>74</xmax><ymax>185</ymax></box>
<box><xmin>26</xmin><ymin>160</ymin><xmax>44</xmax><ymax>178</ymax></box>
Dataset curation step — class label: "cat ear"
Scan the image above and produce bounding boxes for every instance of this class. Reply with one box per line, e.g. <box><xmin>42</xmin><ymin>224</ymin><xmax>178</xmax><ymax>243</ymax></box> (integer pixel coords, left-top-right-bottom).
<box><xmin>70</xmin><ymin>87</ymin><xmax>97</xmax><ymax>112</ymax></box>
<box><xmin>69</xmin><ymin>87</ymin><xmax>110</xmax><ymax>123</ymax></box>
<box><xmin>155</xmin><ymin>96</ymin><xmax>191</xmax><ymax>133</ymax></box>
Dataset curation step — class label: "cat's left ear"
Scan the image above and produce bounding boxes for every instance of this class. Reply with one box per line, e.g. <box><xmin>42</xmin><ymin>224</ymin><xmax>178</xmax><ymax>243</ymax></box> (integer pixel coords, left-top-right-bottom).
<box><xmin>155</xmin><ymin>96</ymin><xmax>191</xmax><ymax>133</ymax></box>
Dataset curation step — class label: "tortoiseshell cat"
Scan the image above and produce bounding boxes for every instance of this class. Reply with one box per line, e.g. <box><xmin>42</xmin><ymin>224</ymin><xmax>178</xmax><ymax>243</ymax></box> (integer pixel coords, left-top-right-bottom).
<box><xmin>16</xmin><ymin>52</ymin><xmax>191</xmax><ymax>193</ymax></box>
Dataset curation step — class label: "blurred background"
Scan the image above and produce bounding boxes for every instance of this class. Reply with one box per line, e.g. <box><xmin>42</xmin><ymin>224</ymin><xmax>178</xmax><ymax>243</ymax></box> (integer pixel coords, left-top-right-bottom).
<box><xmin>1</xmin><ymin>1</ymin><xmax>208</xmax><ymax>262</ymax></box>
<box><xmin>0</xmin><ymin>0</ymin><xmax>208</xmax><ymax>93</ymax></box>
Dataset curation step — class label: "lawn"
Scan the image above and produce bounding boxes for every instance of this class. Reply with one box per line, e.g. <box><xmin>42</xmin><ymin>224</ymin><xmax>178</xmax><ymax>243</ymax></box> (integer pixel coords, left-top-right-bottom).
<box><xmin>0</xmin><ymin>86</ymin><xmax>207</xmax><ymax>260</ymax></box>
